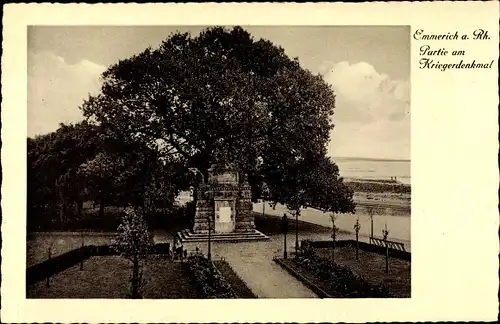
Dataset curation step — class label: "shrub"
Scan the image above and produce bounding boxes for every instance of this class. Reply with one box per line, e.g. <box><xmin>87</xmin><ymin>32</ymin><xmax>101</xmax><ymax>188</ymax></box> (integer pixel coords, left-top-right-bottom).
<box><xmin>346</xmin><ymin>181</ymin><xmax>411</xmax><ymax>194</ymax></box>
<box><xmin>185</xmin><ymin>255</ymin><xmax>236</xmax><ymax>298</ymax></box>
<box><xmin>295</xmin><ymin>246</ymin><xmax>391</xmax><ymax>298</ymax></box>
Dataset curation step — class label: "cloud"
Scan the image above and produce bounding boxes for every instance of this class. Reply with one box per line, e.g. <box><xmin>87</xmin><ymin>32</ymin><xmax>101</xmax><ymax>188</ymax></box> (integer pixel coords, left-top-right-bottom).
<box><xmin>323</xmin><ymin>61</ymin><xmax>410</xmax><ymax>160</ymax></box>
<box><xmin>28</xmin><ymin>51</ymin><xmax>106</xmax><ymax>137</ymax></box>
<box><xmin>26</xmin><ymin>53</ymin><xmax>409</xmax><ymax>160</ymax></box>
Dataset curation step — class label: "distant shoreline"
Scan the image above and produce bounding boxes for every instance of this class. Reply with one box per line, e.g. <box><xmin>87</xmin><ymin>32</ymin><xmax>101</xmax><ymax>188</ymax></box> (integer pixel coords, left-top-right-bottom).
<box><xmin>334</xmin><ymin>156</ymin><xmax>410</xmax><ymax>163</ymax></box>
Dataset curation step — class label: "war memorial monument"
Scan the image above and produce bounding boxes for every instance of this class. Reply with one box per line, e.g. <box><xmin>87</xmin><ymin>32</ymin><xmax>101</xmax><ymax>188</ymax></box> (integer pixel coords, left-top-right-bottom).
<box><xmin>177</xmin><ymin>166</ymin><xmax>269</xmax><ymax>242</ymax></box>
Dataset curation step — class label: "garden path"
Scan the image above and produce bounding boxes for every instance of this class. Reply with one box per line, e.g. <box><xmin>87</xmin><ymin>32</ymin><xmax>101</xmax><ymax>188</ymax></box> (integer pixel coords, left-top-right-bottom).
<box><xmin>185</xmin><ymin>231</ymin><xmax>351</xmax><ymax>298</ymax></box>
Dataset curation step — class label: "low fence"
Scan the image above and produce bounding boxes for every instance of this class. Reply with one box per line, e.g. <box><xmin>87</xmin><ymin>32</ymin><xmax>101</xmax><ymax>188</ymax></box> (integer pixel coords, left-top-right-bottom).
<box><xmin>369</xmin><ymin>237</ymin><xmax>406</xmax><ymax>252</ymax></box>
<box><xmin>303</xmin><ymin>239</ymin><xmax>411</xmax><ymax>261</ymax></box>
<box><xmin>26</xmin><ymin>243</ymin><xmax>171</xmax><ymax>286</ymax></box>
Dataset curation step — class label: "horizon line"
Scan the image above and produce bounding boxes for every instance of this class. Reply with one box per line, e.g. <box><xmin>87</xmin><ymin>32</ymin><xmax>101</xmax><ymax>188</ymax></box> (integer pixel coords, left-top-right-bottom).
<box><xmin>333</xmin><ymin>156</ymin><xmax>410</xmax><ymax>162</ymax></box>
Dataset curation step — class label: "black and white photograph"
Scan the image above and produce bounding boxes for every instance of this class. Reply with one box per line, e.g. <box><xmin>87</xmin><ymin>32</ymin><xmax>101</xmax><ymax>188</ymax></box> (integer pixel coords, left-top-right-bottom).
<box><xmin>26</xmin><ymin>25</ymin><xmax>411</xmax><ymax>299</ymax></box>
<box><xmin>2</xmin><ymin>2</ymin><xmax>499</xmax><ymax>323</ymax></box>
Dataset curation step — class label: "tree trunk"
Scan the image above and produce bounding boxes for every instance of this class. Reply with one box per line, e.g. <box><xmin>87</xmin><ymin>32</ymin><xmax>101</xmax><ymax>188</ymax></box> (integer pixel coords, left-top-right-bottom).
<box><xmin>99</xmin><ymin>196</ymin><xmax>105</xmax><ymax>219</ymax></box>
<box><xmin>77</xmin><ymin>196</ymin><xmax>83</xmax><ymax>217</ymax></box>
<box><xmin>58</xmin><ymin>190</ymin><xmax>66</xmax><ymax>225</ymax></box>
<box><xmin>131</xmin><ymin>256</ymin><xmax>140</xmax><ymax>299</ymax></box>
<box><xmin>203</xmin><ymin>170</ymin><xmax>209</xmax><ymax>184</ymax></box>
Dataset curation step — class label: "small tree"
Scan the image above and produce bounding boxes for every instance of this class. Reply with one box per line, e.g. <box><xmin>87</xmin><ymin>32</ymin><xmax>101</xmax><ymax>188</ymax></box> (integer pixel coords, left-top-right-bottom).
<box><xmin>367</xmin><ymin>206</ymin><xmax>376</xmax><ymax>240</ymax></box>
<box><xmin>330</xmin><ymin>213</ymin><xmax>339</xmax><ymax>263</ymax></box>
<box><xmin>114</xmin><ymin>206</ymin><xmax>155</xmax><ymax>299</ymax></box>
<box><xmin>382</xmin><ymin>223</ymin><xmax>390</xmax><ymax>274</ymax></box>
<box><xmin>354</xmin><ymin>217</ymin><xmax>361</xmax><ymax>261</ymax></box>
<box><xmin>280</xmin><ymin>214</ymin><xmax>289</xmax><ymax>259</ymax></box>
<box><xmin>286</xmin><ymin>201</ymin><xmax>302</xmax><ymax>257</ymax></box>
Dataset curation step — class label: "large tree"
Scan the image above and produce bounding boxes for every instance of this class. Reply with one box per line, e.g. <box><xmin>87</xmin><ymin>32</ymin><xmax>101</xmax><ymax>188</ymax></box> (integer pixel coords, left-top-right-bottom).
<box><xmin>82</xmin><ymin>26</ymin><xmax>354</xmax><ymax>213</ymax></box>
<box><xmin>27</xmin><ymin>121</ymin><xmax>103</xmax><ymax>226</ymax></box>
<box><xmin>27</xmin><ymin>120</ymin><xmax>187</xmax><ymax>229</ymax></box>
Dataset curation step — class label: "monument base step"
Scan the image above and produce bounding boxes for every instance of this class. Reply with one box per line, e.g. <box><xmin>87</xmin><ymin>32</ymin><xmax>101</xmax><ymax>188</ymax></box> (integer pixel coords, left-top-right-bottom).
<box><xmin>177</xmin><ymin>228</ymin><xmax>269</xmax><ymax>243</ymax></box>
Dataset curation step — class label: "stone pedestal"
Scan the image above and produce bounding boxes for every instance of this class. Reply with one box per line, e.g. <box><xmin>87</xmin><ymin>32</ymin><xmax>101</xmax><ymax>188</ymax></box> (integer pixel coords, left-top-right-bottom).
<box><xmin>192</xmin><ymin>167</ymin><xmax>256</xmax><ymax>234</ymax></box>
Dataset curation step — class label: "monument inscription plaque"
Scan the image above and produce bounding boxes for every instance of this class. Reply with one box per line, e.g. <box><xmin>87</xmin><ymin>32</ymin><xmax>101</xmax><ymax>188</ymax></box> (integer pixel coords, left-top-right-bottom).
<box><xmin>192</xmin><ymin>166</ymin><xmax>255</xmax><ymax>234</ymax></box>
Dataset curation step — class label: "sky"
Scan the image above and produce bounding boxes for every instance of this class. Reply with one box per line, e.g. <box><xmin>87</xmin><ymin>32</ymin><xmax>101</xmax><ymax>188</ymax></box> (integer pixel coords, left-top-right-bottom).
<box><xmin>28</xmin><ymin>26</ymin><xmax>410</xmax><ymax>160</ymax></box>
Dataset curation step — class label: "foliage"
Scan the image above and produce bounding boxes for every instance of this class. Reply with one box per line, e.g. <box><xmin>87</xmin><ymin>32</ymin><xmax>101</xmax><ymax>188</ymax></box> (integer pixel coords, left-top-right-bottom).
<box><xmin>295</xmin><ymin>242</ymin><xmax>391</xmax><ymax>298</ymax></box>
<box><xmin>27</xmin><ymin>121</ymin><xmax>103</xmax><ymax>227</ymax></box>
<box><xmin>113</xmin><ymin>207</ymin><xmax>155</xmax><ymax>298</ymax></box>
<box><xmin>213</xmin><ymin>260</ymin><xmax>257</xmax><ymax>298</ymax></box>
<box><xmin>346</xmin><ymin>180</ymin><xmax>411</xmax><ymax>194</ymax></box>
<box><xmin>27</xmin><ymin>120</ymin><xmax>191</xmax><ymax>231</ymax></box>
<box><xmin>185</xmin><ymin>254</ymin><xmax>236</xmax><ymax>298</ymax></box>
<box><xmin>81</xmin><ymin>26</ymin><xmax>355</xmax><ymax>214</ymax></box>
<box><xmin>114</xmin><ymin>207</ymin><xmax>155</xmax><ymax>259</ymax></box>
<box><xmin>77</xmin><ymin>152</ymin><xmax>123</xmax><ymax>218</ymax></box>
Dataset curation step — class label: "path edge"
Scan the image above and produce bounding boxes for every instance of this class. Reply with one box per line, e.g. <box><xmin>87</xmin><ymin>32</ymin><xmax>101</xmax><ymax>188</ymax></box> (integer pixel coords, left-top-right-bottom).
<box><xmin>273</xmin><ymin>258</ymin><xmax>331</xmax><ymax>298</ymax></box>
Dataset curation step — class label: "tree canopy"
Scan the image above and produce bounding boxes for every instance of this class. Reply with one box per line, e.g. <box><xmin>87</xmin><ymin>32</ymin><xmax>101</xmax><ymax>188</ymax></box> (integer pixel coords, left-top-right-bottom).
<box><xmin>81</xmin><ymin>26</ymin><xmax>354</xmax><ymax>214</ymax></box>
<box><xmin>27</xmin><ymin>121</ymin><xmax>102</xmax><ymax>224</ymax></box>
<box><xmin>27</xmin><ymin>120</ymin><xmax>191</xmax><ymax>230</ymax></box>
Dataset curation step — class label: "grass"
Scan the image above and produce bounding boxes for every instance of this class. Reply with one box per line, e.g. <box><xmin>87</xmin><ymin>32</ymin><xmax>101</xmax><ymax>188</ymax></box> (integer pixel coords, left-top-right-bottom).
<box><xmin>314</xmin><ymin>246</ymin><xmax>410</xmax><ymax>297</ymax></box>
<box><xmin>213</xmin><ymin>260</ymin><xmax>257</xmax><ymax>298</ymax></box>
<box><xmin>277</xmin><ymin>258</ymin><xmax>333</xmax><ymax>297</ymax></box>
<box><xmin>27</xmin><ymin>234</ymin><xmax>116</xmax><ymax>267</ymax></box>
<box><xmin>277</xmin><ymin>246</ymin><xmax>410</xmax><ymax>298</ymax></box>
<box><xmin>27</xmin><ymin>255</ymin><xmax>201</xmax><ymax>299</ymax></box>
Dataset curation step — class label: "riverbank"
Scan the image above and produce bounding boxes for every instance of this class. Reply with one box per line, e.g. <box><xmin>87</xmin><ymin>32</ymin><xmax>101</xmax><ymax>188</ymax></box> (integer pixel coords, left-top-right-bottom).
<box><xmin>253</xmin><ymin>178</ymin><xmax>411</xmax><ymax>246</ymax></box>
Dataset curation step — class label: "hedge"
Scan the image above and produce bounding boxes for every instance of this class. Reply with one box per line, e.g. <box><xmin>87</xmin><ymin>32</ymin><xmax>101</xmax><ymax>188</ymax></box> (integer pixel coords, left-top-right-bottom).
<box><xmin>304</xmin><ymin>240</ymin><xmax>411</xmax><ymax>261</ymax></box>
<box><xmin>294</xmin><ymin>242</ymin><xmax>391</xmax><ymax>298</ymax></box>
<box><xmin>184</xmin><ymin>255</ymin><xmax>236</xmax><ymax>298</ymax></box>
<box><xmin>346</xmin><ymin>181</ymin><xmax>411</xmax><ymax>194</ymax></box>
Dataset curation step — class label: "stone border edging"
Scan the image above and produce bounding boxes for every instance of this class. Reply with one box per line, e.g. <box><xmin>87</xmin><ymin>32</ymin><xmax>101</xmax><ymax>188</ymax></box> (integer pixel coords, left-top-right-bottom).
<box><xmin>273</xmin><ymin>258</ymin><xmax>332</xmax><ymax>298</ymax></box>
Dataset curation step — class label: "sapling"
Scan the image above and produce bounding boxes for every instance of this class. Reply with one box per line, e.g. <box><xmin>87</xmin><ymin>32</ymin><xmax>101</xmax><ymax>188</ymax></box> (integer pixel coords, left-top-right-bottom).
<box><xmin>114</xmin><ymin>207</ymin><xmax>154</xmax><ymax>299</ymax></box>
<box><xmin>382</xmin><ymin>223</ymin><xmax>390</xmax><ymax>274</ymax></box>
<box><xmin>330</xmin><ymin>214</ymin><xmax>339</xmax><ymax>263</ymax></box>
<box><xmin>354</xmin><ymin>217</ymin><xmax>361</xmax><ymax>261</ymax></box>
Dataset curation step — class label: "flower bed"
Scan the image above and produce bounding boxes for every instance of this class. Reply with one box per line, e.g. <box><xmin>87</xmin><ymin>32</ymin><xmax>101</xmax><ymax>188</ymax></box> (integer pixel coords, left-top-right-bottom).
<box><xmin>184</xmin><ymin>255</ymin><xmax>236</xmax><ymax>298</ymax></box>
<box><xmin>293</xmin><ymin>242</ymin><xmax>391</xmax><ymax>298</ymax></box>
<box><xmin>213</xmin><ymin>260</ymin><xmax>257</xmax><ymax>298</ymax></box>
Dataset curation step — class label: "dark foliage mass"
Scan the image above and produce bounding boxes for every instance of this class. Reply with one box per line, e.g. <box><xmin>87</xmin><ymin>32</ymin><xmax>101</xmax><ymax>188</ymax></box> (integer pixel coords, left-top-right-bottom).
<box><xmin>346</xmin><ymin>181</ymin><xmax>411</xmax><ymax>194</ymax></box>
<box><xmin>27</xmin><ymin>121</ymin><xmax>193</xmax><ymax>231</ymax></box>
<box><xmin>28</xmin><ymin>26</ymin><xmax>355</xmax><ymax>231</ymax></box>
<box><xmin>213</xmin><ymin>260</ymin><xmax>257</xmax><ymax>298</ymax></box>
<box><xmin>295</xmin><ymin>242</ymin><xmax>391</xmax><ymax>298</ymax></box>
<box><xmin>185</xmin><ymin>254</ymin><xmax>236</xmax><ymax>298</ymax></box>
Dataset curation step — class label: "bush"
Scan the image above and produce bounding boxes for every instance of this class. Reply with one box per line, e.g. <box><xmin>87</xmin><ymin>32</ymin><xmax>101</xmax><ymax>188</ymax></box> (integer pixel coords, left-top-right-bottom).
<box><xmin>185</xmin><ymin>255</ymin><xmax>236</xmax><ymax>298</ymax></box>
<box><xmin>346</xmin><ymin>181</ymin><xmax>411</xmax><ymax>194</ymax></box>
<box><xmin>295</xmin><ymin>245</ymin><xmax>391</xmax><ymax>298</ymax></box>
<box><xmin>27</xmin><ymin>203</ymin><xmax>194</xmax><ymax>232</ymax></box>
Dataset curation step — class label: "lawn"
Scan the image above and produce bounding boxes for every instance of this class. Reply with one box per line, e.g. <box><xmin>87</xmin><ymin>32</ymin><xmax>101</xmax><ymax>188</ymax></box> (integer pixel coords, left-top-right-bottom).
<box><xmin>280</xmin><ymin>246</ymin><xmax>410</xmax><ymax>298</ymax></box>
<box><xmin>27</xmin><ymin>255</ymin><xmax>201</xmax><ymax>299</ymax></box>
<box><xmin>314</xmin><ymin>246</ymin><xmax>410</xmax><ymax>297</ymax></box>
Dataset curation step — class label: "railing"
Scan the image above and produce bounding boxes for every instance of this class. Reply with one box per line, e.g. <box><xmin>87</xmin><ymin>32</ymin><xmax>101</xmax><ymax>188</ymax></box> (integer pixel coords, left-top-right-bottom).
<box><xmin>370</xmin><ymin>237</ymin><xmax>406</xmax><ymax>252</ymax></box>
